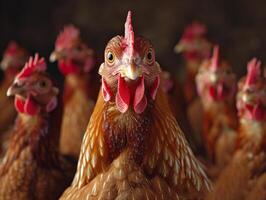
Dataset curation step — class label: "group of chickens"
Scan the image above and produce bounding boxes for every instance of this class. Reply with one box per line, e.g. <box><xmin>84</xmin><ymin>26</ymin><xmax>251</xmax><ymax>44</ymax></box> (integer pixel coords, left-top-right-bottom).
<box><xmin>0</xmin><ymin>10</ymin><xmax>264</xmax><ymax>200</ymax></box>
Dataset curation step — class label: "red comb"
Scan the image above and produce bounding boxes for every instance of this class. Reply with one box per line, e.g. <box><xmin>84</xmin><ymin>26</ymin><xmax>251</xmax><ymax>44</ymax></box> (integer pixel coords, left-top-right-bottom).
<box><xmin>124</xmin><ymin>11</ymin><xmax>134</xmax><ymax>57</ymax></box>
<box><xmin>4</xmin><ymin>41</ymin><xmax>19</xmax><ymax>56</ymax></box>
<box><xmin>17</xmin><ymin>53</ymin><xmax>46</xmax><ymax>79</ymax></box>
<box><xmin>245</xmin><ymin>58</ymin><xmax>261</xmax><ymax>86</ymax></box>
<box><xmin>55</xmin><ymin>25</ymin><xmax>80</xmax><ymax>50</ymax></box>
<box><xmin>211</xmin><ymin>45</ymin><xmax>219</xmax><ymax>71</ymax></box>
<box><xmin>182</xmin><ymin>22</ymin><xmax>207</xmax><ymax>40</ymax></box>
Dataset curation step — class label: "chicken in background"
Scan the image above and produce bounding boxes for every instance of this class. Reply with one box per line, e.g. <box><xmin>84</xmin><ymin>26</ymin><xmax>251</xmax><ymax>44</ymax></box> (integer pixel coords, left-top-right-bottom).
<box><xmin>207</xmin><ymin>58</ymin><xmax>266</xmax><ymax>200</ymax></box>
<box><xmin>0</xmin><ymin>41</ymin><xmax>28</xmax><ymax>159</ymax></box>
<box><xmin>196</xmin><ymin>46</ymin><xmax>238</xmax><ymax>170</ymax></box>
<box><xmin>0</xmin><ymin>54</ymin><xmax>75</xmax><ymax>199</ymax></box>
<box><xmin>175</xmin><ymin>22</ymin><xmax>212</xmax><ymax>150</ymax></box>
<box><xmin>175</xmin><ymin>22</ymin><xmax>211</xmax><ymax>104</ymax></box>
<box><xmin>60</xmin><ymin>11</ymin><xmax>211</xmax><ymax>200</ymax></box>
<box><xmin>50</xmin><ymin>25</ymin><xmax>100</xmax><ymax>159</ymax></box>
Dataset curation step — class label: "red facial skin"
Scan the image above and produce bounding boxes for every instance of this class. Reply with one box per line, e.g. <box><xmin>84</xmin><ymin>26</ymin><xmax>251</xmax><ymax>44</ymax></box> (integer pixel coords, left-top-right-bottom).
<box><xmin>51</xmin><ymin>25</ymin><xmax>96</xmax><ymax>76</ymax></box>
<box><xmin>8</xmin><ymin>54</ymin><xmax>58</xmax><ymax>116</ymax></box>
<box><xmin>237</xmin><ymin>59</ymin><xmax>266</xmax><ymax>121</ymax></box>
<box><xmin>196</xmin><ymin>46</ymin><xmax>236</xmax><ymax>104</ymax></box>
<box><xmin>99</xmin><ymin>11</ymin><xmax>161</xmax><ymax>114</ymax></box>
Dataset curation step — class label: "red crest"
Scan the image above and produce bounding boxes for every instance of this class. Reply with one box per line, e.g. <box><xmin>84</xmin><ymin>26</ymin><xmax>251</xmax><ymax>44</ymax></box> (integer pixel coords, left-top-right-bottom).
<box><xmin>182</xmin><ymin>22</ymin><xmax>207</xmax><ymax>41</ymax></box>
<box><xmin>55</xmin><ymin>25</ymin><xmax>80</xmax><ymax>50</ymax></box>
<box><xmin>124</xmin><ymin>11</ymin><xmax>135</xmax><ymax>57</ymax></box>
<box><xmin>245</xmin><ymin>58</ymin><xmax>261</xmax><ymax>87</ymax></box>
<box><xmin>17</xmin><ymin>53</ymin><xmax>46</xmax><ymax>79</ymax></box>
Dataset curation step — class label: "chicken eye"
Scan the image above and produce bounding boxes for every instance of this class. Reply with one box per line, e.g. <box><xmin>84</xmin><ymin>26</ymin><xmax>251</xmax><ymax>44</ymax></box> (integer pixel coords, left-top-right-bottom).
<box><xmin>36</xmin><ymin>79</ymin><xmax>51</xmax><ymax>91</ymax></box>
<box><xmin>39</xmin><ymin>80</ymin><xmax>47</xmax><ymax>88</ymax></box>
<box><xmin>145</xmin><ymin>49</ymin><xmax>154</xmax><ymax>65</ymax></box>
<box><xmin>106</xmin><ymin>51</ymin><xmax>115</xmax><ymax>64</ymax></box>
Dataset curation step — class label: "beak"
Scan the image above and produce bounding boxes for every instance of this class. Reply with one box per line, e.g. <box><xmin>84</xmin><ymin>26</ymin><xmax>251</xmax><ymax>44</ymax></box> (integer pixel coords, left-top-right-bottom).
<box><xmin>0</xmin><ymin>58</ymin><xmax>11</xmax><ymax>70</ymax></box>
<box><xmin>122</xmin><ymin>61</ymin><xmax>142</xmax><ymax>80</ymax></box>
<box><xmin>174</xmin><ymin>42</ymin><xmax>185</xmax><ymax>53</ymax></box>
<box><xmin>210</xmin><ymin>73</ymin><xmax>218</xmax><ymax>83</ymax></box>
<box><xmin>49</xmin><ymin>51</ymin><xmax>63</xmax><ymax>62</ymax></box>
<box><xmin>7</xmin><ymin>82</ymin><xmax>26</xmax><ymax>97</ymax></box>
<box><xmin>242</xmin><ymin>93</ymin><xmax>253</xmax><ymax>103</ymax></box>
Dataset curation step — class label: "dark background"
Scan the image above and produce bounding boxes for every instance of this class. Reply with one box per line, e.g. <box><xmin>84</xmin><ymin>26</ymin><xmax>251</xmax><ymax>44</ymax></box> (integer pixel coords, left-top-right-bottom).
<box><xmin>1</xmin><ymin>0</ymin><xmax>266</xmax><ymax>78</ymax></box>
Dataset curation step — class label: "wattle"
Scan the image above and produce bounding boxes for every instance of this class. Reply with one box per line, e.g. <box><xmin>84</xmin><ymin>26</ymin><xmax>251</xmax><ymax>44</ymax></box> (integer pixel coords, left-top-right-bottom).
<box><xmin>15</xmin><ymin>96</ymin><xmax>40</xmax><ymax>115</ymax></box>
<box><xmin>58</xmin><ymin>60</ymin><xmax>80</xmax><ymax>75</ymax></box>
<box><xmin>102</xmin><ymin>75</ymin><xmax>160</xmax><ymax>114</ymax></box>
<box><xmin>245</xmin><ymin>103</ymin><xmax>265</xmax><ymax>121</ymax></box>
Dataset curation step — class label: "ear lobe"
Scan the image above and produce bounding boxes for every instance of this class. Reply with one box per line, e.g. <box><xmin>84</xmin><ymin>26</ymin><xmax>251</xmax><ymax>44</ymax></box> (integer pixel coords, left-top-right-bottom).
<box><xmin>46</xmin><ymin>97</ymin><xmax>58</xmax><ymax>112</ymax></box>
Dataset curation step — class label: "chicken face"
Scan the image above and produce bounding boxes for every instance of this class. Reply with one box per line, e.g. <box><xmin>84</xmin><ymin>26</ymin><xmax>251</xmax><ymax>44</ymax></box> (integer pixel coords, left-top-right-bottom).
<box><xmin>50</xmin><ymin>25</ymin><xmax>95</xmax><ymax>75</ymax></box>
<box><xmin>196</xmin><ymin>46</ymin><xmax>236</xmax><ymax>103</ymax></box>
<box><xmin>7</xmin><ymin>54</ymin><xmax>59</xmax><ymax>115</ymax></box>
<box><xmin>237</xmin><ymin>58</ymin><xmax>266</xmax><ymax>121</ymax></box>
<box><xmin>0</xmin><ymin>41</ymin><xmax>28</xmax><ymax>74</ymax></box>
<box><xmin>99</xmin><ymin>11</ymin><xmax>161</xmax><ymax>114</ymax></box>
<box><xmin>174</xmin><ymin>22</ymin><xmax>211</xmax><ymax>61</ymax></box>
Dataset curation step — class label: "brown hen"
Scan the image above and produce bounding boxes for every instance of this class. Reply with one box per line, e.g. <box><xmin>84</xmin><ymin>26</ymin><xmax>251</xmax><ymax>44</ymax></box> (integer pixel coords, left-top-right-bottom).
<box><xmin>196</xmin><ymin>46</ymin><xmax>238</xmax><ymax>170</ymax></box>
<box><xmin>50</xmin><ymin>25</ymin><xmax>100</xmax><ymax>159</ymax></box>
<box><xmin>175</xmin><ymin>22</ymin><xmax>212</xmax><ymax>150</ymax></box>
<box><xmin>0</xmin><ymin>54</ymin><xmax>74</xmax><ymax>200</ymax></box>
<box><xmin>60</xmin><ymin>11</ymin><xmax>211</xmax><ymax>200</ymax></box>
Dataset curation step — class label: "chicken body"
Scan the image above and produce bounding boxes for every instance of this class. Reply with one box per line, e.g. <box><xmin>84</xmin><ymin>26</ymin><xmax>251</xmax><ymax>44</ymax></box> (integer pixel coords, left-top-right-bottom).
<box><xmin>60</xmin><ymin>11</ymin><xmax>211</xmax><ymax>200</ymax></box>
<box><xmin>0</xmin><ymin>114</ymin><xmax>72</xmax><ymax>200</ymax></box>
<box><xmin>0</xmin><ymin>54</ymin><xmax>74</xmax><ymax>200</ymax></box>
<box><xmin>196</xmin><ymin>46</ymin><xmax>237</xmax><ymax>168</ymax></box>
<box><xmin>50</xmin><ymin>25</ymin><xmax>99</xmax><ymax>159</ymax></box>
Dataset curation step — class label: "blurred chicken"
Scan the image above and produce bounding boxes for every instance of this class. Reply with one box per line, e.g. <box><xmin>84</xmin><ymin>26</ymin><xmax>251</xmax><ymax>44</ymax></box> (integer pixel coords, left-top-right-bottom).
<box><xmin>0</xmin><ymin>41</ymin><xmax>28</xmax><ymax>159</ymax></box>
<box><xmin>175</xmin><ymin>22</ymin><xmax>212</xmax><ymax>149</ymax></box>
<box><xmin>60</xmin><ymin>11</ymin><xmax>211</xmax><ymax>200</ymax></box>
<box><xmin>50</xmin><ymin>25</ymin><xmax>99</xmax><ymax>159</ymax></box>
<box><xmin>207</xmin><ymin>58</ymin><xmax>266</xmax><ymax>200</ymax></box>
<box><xmin>175</xmin><ymin>22</ymin><xmax>211</xmax><ymax>104</ymax></box>
<box><xmin>0</xmin><ymin>54</ymin><xmax>74</xmax><ymax>199</ymax></box>
<box><xmin>196</xmin><ymin>46</ymin><xmax>238</xmax><ymax>169</ymax></box>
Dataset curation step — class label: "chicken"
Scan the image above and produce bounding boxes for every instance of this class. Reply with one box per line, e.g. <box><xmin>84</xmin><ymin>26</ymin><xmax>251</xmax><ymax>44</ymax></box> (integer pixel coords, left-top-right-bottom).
<box><xmin>175</xmin><ymin>22</ymin><xmax>211</xmax><ymax>104</ymax></box>
<box><xmin>0</xmin><ymin>54</ymin><xmax>74</xmax><ymax>200</ymax></box>
<box><xmin>195</xmin><ymin>46</ymin><xmax>238</xmax><ymax>168</ymax></box>
<box><xmin>175</xmin><ymin>22</ymin><xmax>212</xmax><ymax>150</ymax></box>
<box><xmin>50</xmin><ymin>25</ymin><xmax>99</xmax><ymax>159</ymax></box>
<box><xmin>206</xmin><ymin>58</ymin><xmax>266</xmax><ymax>200</ymax></box>
<box><xmin>60</xmin><ymin>11</ymin><xmax>211</xmax><ymax>200</ymax></box>
<box><xmin>0</xmin><ymin>41</ymin><xmax>28</xmax><ymax>159</ymax></box>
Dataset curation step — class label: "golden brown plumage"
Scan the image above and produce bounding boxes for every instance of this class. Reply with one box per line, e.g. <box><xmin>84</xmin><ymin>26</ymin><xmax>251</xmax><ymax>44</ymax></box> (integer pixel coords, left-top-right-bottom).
<box><xmin>50</xmin><ymin>25</ymin><xmax>100</xmax><ymax>159</ymax></box>
<box><xmin>0</xmin><ymin>54</ymin><xmax>75</xmax><ymax>200</ymax></box>
<box><xmin>206</xmin><ymin>145</ymin><xmax>265</xmax><ymax>200</ymax></box>
<box><xmin>60</xmin><ymin>11</ymin><xmax>211</xmax><ymax>200</ymax></box>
